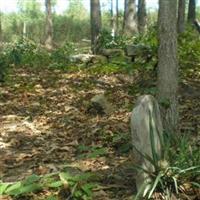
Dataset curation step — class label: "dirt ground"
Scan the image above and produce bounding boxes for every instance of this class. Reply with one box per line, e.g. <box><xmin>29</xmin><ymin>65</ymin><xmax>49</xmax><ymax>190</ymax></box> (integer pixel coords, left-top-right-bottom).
<box><xmin>0</xmin><ymin>66</ymin><xmax>199</xmax><ymax>199</ymax></box>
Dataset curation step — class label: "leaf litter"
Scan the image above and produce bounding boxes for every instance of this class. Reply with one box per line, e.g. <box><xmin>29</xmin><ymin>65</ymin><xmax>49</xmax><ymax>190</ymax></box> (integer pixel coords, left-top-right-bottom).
<box><xmin>0</xmin><ymin>66</ymin><xmax>199</xmax><ymax>199</ymax></box>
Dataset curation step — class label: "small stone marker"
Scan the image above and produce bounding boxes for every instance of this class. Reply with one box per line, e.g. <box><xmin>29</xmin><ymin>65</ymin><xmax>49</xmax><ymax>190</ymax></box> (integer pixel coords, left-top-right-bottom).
<box><xmin>87</xmin><ymin>94</ymin><xmax>113</xmax><ymax>115</ymax></box>
<box><xmin>130</xmin><ymin>95</ymin><xmax>163</xmax><ymax>193</ymax></box>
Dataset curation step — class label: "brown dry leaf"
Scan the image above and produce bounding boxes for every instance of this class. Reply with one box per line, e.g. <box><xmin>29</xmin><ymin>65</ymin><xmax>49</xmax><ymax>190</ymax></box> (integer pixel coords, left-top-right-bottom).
<box><xmin>66</xmin><ymin>140</ymin><xmax>79</xmax><ymax>146</ymax></box>
<box><xmin>35</xmin><ymin>165</ymin><xmax>49</xmax><ymax>175</ymax></box>
<box><xmin>15</xmin><ymin>153</ymin><xmax>33</xmax><ymax>162</ymax></box>
<box><xmin>0</xmin><ymin>63</ymin><xmax>199</xmax><ymax>199</ymax></box>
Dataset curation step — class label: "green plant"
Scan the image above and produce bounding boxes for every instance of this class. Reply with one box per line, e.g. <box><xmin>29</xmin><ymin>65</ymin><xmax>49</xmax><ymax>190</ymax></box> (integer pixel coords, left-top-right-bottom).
<box><xmin>51</xmin><ymin>42</ymin><xmax>76</xmax><ymax>66</ymax></box>
<box><xmin>110</xmin><ymin>133</ymin><xmax>132</xmax><ymax>153</ymax></box>
<box><xmin>134</xmin><ymin>114</ymin><xmax>200</xmax><ymax>199</ymax></box>
<box><xmin>0</xmin><ymin>50</ymin><xmax>10</xmax><ymax>82</ymax></box>
<box><xmin>0</xmin><ymin>39</ymin><xmax>77</xmax><ymax>69</ymax></box>
<box><xmin>0</xmin><ymin>171</ymin><xmax>97</xmax><ymax>200</ymax></box>
<box><xmin>98</xmin><ymin>29</ymin><xmax>131</xmax><ymax>49</ymax></box>
<box><xmin>76</xmin><ymin>145</ymin><xmax>108</xmax><ymax>159</ymax></box>
<box><xmin>123</xmin><ymin>25</ymin><xmax>158</xmax><ymax>74</ymax></box>
<box><xmin>178</xmin><ymin>26</ymin><xmax>200</xmax><ymax>76</ymax></box>
<box><xmin>2</xmin><ymin>38</ymin><xmax>51</xmax><ymax>68</ymax></box>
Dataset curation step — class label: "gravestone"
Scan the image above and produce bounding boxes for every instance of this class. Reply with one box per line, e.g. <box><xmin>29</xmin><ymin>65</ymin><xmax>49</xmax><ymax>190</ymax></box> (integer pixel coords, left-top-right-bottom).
<box><xmin>130</xmin><ymin>95</ymin><xmax>163</xmax><ymax>193</ymax></box>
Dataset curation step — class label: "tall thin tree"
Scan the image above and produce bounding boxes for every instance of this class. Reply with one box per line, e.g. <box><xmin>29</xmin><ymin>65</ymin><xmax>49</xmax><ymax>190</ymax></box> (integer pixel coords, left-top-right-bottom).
<box><xmin>116</xmin><ymin>0</ymin><xmax>119</xmax><ymax>36</ymax></box>
<box><xmin>123</xmin><ymin>0</ymin><xmax>138</xmax><ymax>36</ymax></box>
<box><xmin>177</xmin><ymin>0</ymin><xmax>186</xmax><ymax>34</ymax></box>
<box><xmin>110</xmin><ymin>0</ymin><xmax>115</xmax><ymax>37</ymax></box>
<box><xmin>137</xmin><ymin>0</ymin><xmax>147</xmax><ymax>34</ymax></box>
<box><xmin>188</xmin><ymin>0</ymin><xmax>196</xmax><ymax>23</ymax></box>
<box><xmin>90</xmin><ymin>0</ymin><xmax>101</xmax><ymax>54</ymax></box>
<box><xmin>0</xmin><ymin>3</ymin><xmax>1</xmax><ymax>42</ymax></box>
<box><xmin>158</xmin><ymin>0</ymin><xmax>179</xmax><ymax>134</ymax></box>
<box><xmin>123</xmin><ymin>0</ymin><xmax>128</xmax><ymax>30</ymax></box>
<box><xmin>45</xmin><ymin>0</ymin><xmax>53</xmax><ymax>50</ymax></box>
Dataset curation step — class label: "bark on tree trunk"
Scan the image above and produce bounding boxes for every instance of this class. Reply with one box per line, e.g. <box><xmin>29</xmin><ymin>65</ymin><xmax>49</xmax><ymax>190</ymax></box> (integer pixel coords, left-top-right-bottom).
<box><xmin>116</xmin><ymin>0</ymin><xmax>119</xmax><ymax>36</ymax></box>
<box><xmin>123</xmin><ymin>0</ymin><xmax>138</xmax><ymax>36</ymax></box>
<box><xmin>0</xmin><ymin>12</ymin><xmax>2</xmax><ymax>42</ymax></box>
<box><xmin>157</xmin><ymin>0</ymin><xmax>179</xmax><ymax>134</ymax></box>
<box><xmin>194</xmin><ymin>19</ymin><xmax>200</xmax><ymax>33</ymax></box>
<box><xmin>187</xmin><ymin>0</ymin><xmax>196</xmax><ymax>24</ymax></box>
<box><xmin>45</xmin><ymin>0</ymin><xmax>53</xmax><ymax>50</ymax></box>
<box><xmin>137</xmin><ymin>0</ymin><xmax>147</xmax><ymax>34</ymax></box>
<box><xmin>123</xmin><ymin>0</ymin><xmax>128</xmax><ymax>31</ymax></box>
<box><xmin>177</xmin><ymin>0</ymin><xmax>185</xmax><ymax>34</ymax></box>
<box><xmin>90</xmin><ymin>0</ymin><xmax>101</xmax><ymax>54</ymax></box>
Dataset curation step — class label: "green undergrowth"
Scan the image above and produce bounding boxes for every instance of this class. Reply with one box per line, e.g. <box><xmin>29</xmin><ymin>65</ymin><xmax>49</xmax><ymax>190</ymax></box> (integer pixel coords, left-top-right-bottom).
<box><xmin>85</xmin><ymin>63</ymin><xmax>125</xmax><ymax>74</ymax></box>
<box><xmin>76</xmin><ymin>145</ymin><xmax>109</xmax><ymax>159</ymax></box>
<box><xmin>0</xmin><ymin>25</ymin><xmax>199</xmax><ymax>81</ymax></box>
<box><xmin>60</xmin><ymin>62</ymin><xmax>135</xmax><ymax>75</ymax></box>
<box><xmin>178</xmin><ymin>26</ymin><xmax>200</xmax><ymax>76</ymax></box>
<box><xmin>0</xmin><ymin>171</ymin><xmax>99</xmax><ymax>200</ymax></box>
<box><xmin>133</xmin><ymin>118</ymin><xmax>200</xmax><ymax>199</ymax></box>
<box><xmin>1</xmin><ymin>132</ymin><xmax>199</xmax><ymax>200</ymax></box>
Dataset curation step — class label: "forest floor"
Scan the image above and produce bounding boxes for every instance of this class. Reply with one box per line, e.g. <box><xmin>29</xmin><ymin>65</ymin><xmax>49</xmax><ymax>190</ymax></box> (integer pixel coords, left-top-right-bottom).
<box><xmin>0</xmin><ymin>64</ymin><xmax>199</xmax><ymax>200</ymax></box>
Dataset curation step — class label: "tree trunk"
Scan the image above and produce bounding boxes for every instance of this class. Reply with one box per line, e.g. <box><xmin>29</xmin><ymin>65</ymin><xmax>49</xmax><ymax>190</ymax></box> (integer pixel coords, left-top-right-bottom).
<box><xmin>157</xmin><ymin>0</ymin><xmax>179</xmax><ymax>134</ymax></box>
<box><xmin>177</xmin><ymin>0</ymin><xmax>186</xmax><ymax>34</ymax></box>
<box><xmin>194</xmin><ymin>19</ymin><xmax>200</xmax><ymax>33</ymax></box>
<box><xmin>137</xmin><ymin>0</ymin><xmax>147</xmax><ymax>34</ymax></box>
<box><xmin>123</xmin><ymin>0</ymin><xmax>128</xmax><ymax>31</ymax></box>
<box><xmin>23</xmin><ymin>21</ymin><xmax>27</xmax><ymax>38</ymax></box>
<box><xmin>90</xmin><ymin>0</ymin><xmax>101</xmax><ymax>54</ymax></box>
<box><xmin>0</xmin><ymin>12</ymin><xmax>2</xmax><ymax>42</ymax></box>
<box><xmin>116</xmin><ymin>0</ymin><xmax>119</xmax><ymax>36</ymax></box>
<box><xmin>187</xmin><ymin>0</ymin><xmax>196</xmax><ymax>24</ymax></box>
<box><xmin>110</xmin><ymin>0</ymin><xmax>115</xmax><ymax>37</ymax></box>
<box><xmin>45</xmin><ymin>0</ymin><xmax>53</xmax><ymax>50</ymax></box>
<box><xmin>123</xmin><ymin>0</ymin><xmax>138</xmax><ymax>36</ymax></box>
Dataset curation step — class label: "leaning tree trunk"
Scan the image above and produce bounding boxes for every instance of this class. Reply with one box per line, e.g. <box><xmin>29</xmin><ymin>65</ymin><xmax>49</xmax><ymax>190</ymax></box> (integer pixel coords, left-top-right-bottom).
<box><xmin>45</xmin><ymin>0</ymin><xmax>53</xmax><ymax>50</ymax></box>
<box><xmin>123</xmin><ymin>0</ymin><xmax>138</xmax><ymax>36</ymax></box>
<box><xmin>177</xmin><ymin>0</ymin><xmax>186</xmax><ymax>34</ymax></box>
<box><xmin>90</xmin><ymin>0</ymin><xmax>102</xmax><ymax>54</ymax></box>
<box><xmin>158</xmin><ymin>0</ymin><xmax>179</xmax><ymax>134</ymax></box>
<box><xmin>187</xmin><ymin>0</ymin><xmax>196</xmax><ymax>24</ymax></box>
<box><xmin>137</xmin><ymin>0</ymin><xmax>147</xmax><ymax>34</ymax></box>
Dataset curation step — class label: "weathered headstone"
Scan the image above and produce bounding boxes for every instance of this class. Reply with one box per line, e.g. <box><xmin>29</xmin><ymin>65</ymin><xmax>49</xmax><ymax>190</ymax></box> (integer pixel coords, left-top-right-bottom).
<box><xmin>130</xmin><ymin>95</ymin><xmax>163</xmax><ymax>192</ymax></box>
